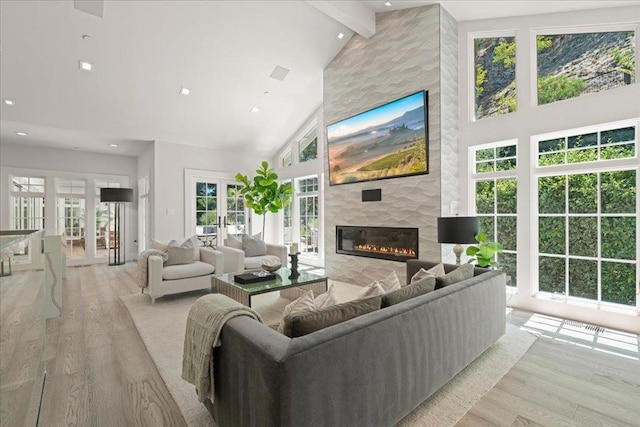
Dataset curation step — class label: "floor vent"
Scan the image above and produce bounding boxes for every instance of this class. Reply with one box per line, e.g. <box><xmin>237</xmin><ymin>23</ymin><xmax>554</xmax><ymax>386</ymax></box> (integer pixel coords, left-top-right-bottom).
<box><xmin>565</xmin><ymin>319</ymin><xmax>606</xmax><ymax>333</ymax></box>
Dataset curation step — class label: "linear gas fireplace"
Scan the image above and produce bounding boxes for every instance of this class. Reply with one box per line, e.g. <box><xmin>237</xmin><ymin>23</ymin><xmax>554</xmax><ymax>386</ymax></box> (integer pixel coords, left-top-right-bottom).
<box><xmin>336</xmin><ymin>226</ymin><xmax>418</xmax><ymax>262</ymax></box>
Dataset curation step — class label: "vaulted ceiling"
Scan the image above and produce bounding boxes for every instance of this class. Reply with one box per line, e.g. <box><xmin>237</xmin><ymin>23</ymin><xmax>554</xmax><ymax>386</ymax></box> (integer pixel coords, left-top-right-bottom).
<box><xmin>1</xmin><ymin>1</ymin><xmax>637</xmax><ymax>157</ymax></box>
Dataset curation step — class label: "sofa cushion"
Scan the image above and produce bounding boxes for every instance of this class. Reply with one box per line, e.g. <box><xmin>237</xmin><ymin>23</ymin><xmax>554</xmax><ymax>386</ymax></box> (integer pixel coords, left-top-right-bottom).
<box><xmin>382</xmin><ymin>276</ymin><xmax>436</xmax><ymax>308</ymax></box>
<box><xmin>242</xmin><ymin>233</ymin><xmax>267</xmax><ymax>257</ymax></box>
<box><xmin>245</xmin><ymin>254</ymin><xmax>281</xmax><ymax>270</ymax></box>
<box><xmin>162</xmin><ymin>261</ymin><xmax>214</xmax><ymax>281</ymax></box>
<box><xmin>286</xmin><ymin>296</ymin><xmax>382</xmax><ymax>338</ymax></box>
<box><xmin>226</xmin><ymin>234</ymin><xmax>244</xmax><ymax>250</ymax></box>
<box><xmin>153</xmin><ymin>235</ymin><xmax>200</xmax><ymax>261</ymax></box>
<box><xmin>278</xmin><ymin>290</ymin><xmax>316</xmax><ymax>335</ymax></box>
<box><xmin>436</xmin><ymin>263</ymin><xmax>474</xmax><ymax>289</ymax></box>
<box><xmin>357</xmin><ymin>281</ymin><xmax>385</xmax><ymax>299</ymax></box>
<box><xmin>378</xmin><ymin>271</ymin><xmax>401</xmax><ymax>292</ymax></box>
<box><xmin>314</xmin><ymin>284</ymin><xmax>338</xmax><ymax>309</ymax></box>
<box><xmin>165</xmin><ymin>239</ymin><xmax>196</xmax><ymax>266</ymax></box>
<box><xmin>410</xmin><ymin>263</ymin><xmax>445</xmax><ymax>284</ymax></box>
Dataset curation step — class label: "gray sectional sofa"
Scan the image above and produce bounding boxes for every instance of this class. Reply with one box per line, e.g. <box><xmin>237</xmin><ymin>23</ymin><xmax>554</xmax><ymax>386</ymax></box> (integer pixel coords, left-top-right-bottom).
<box><xmin>205</xmin><ymin>260</ymin><xmax>506</xmax><ymax>427</ymax></box>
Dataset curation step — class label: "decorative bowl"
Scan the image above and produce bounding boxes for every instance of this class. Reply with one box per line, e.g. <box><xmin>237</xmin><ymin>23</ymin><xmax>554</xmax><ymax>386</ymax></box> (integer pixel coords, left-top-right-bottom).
<box><xmin>261</xmin><ymin>260</ymin><xmax>282</xmax><ymax>273</ymax></box>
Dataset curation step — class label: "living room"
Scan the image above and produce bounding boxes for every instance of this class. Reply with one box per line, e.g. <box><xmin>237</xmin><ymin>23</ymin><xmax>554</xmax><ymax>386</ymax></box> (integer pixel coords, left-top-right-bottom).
<box><xmin>1</xmin><ymin>1</ymin><xmax>639</xmax><ymax>426</ymax></box>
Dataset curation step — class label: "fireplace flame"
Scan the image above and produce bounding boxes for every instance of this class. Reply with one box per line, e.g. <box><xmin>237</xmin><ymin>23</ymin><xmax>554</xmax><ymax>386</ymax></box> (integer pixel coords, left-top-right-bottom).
<box><xmin>353</xmin><ymin>244</ymin><xmax>416</xmax><ymax>257</ymax></box>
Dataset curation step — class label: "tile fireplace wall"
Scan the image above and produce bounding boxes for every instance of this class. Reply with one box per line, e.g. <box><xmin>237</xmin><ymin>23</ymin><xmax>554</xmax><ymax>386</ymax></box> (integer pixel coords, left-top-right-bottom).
<box><xmin>323</xmin><ymin>5</ymin><xmax>459</xmax><ymax>286</ymax></box>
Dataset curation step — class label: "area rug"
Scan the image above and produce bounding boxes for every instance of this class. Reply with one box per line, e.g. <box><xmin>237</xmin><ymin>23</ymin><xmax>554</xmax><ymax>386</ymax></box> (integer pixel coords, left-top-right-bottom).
<box><xmin>121</xmin><ymin>282</ymin><xmax>537</xmax><ymax>427</ymax></box>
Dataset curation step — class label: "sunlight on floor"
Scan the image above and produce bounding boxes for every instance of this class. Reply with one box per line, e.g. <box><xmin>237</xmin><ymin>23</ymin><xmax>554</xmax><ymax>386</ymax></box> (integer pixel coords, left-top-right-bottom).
<box><xmin>520</xmin><ymin>313</ymin><xmax>639</xmax><ymax>361</ymax></box>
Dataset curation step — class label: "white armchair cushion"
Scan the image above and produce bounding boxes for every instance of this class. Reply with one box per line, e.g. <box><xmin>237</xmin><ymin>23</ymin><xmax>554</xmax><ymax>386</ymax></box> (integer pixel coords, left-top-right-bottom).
<box><xmin>151</xmin><ymin>235</ymin><xmax>200</xmax><ymax>261</ymax></box>
<box><xmin>162</xmin><ymin>261</ymin><xmax>214</xmax><ymax>281</ymax></box>
<box><xmin>226</xmin><ymin>234</ymin><xmax>243</xmax><ymax>250</ymax></box>
<box><xmin>165</xmin><ymin>239</ymin><xmax>195</xmax><ymax>266</ymax></box>
<box><xmin>242</xmin><ymin>233</ymin><xmax>267</xmax><ymax>257</ymax></box>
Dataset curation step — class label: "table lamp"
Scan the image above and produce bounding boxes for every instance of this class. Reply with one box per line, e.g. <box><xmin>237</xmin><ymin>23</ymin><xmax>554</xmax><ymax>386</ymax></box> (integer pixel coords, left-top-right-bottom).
<box><xmin>437</xmin><ymin>216</ymin><xmax>479</xmax><ymax>265</ymax></box>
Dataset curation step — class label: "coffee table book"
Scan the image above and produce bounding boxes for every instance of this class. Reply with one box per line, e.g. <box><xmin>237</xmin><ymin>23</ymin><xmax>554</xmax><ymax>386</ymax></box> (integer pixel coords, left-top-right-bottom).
<box><xmin>234</xmin><ymin>271</ymin><xmax>276</xmax><ymax>284</ymax></box>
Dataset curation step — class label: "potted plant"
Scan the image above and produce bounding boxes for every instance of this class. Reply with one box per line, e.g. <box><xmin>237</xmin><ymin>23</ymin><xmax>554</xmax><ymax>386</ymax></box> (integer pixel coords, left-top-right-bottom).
<box><xmin>466</xmin><ymin>232</ymin><xmax>503</xmax><ymax>268</ymax></box>
<box><xmin>235</xmin><ymin>161</ymin><xmax>293</xmax><ymax>237</ymax></box>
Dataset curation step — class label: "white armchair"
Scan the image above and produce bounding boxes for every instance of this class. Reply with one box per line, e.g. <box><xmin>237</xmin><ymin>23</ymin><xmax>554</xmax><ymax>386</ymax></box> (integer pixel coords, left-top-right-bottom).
<box><xmin>145</xmin><ymin>246</ymin><xmax>224</xmax><ymax>303</ymax></box>
<box><xmin>217</xmin><ymin>239</ymin><xmax>287</xmax><ymax>272</ymax></box>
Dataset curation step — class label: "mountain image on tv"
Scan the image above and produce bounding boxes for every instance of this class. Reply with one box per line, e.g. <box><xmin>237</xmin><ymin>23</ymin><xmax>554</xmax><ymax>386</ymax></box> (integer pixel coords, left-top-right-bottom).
<box><xmin>327</xmin><ymin>91</ymin><xmax>428</xmax><ymax>185</ymax></box>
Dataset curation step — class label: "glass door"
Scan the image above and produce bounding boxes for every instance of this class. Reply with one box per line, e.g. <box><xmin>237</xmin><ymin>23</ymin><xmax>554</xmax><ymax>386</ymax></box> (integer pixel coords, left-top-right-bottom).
<box><xmin>192</xmin><ymin>178</ymin><xmax>246</xmax><ymax>246</ymax></box>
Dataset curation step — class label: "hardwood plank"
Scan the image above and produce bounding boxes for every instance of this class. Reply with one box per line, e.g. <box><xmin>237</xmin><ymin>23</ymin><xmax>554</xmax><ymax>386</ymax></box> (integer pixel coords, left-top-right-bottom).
<box><xmin>510</xmin><ymin>415</ymin><xmax>547</xmax><ymax>427</ymax></box>
<box><xmin>573</xmin><ymin>404</ymin><xmax>638</xmax><ymax>427</ymax></box>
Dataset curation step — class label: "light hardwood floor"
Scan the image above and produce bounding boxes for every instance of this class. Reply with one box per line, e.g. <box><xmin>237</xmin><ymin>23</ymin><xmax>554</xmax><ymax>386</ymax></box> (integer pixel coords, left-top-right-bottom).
<box><xmin>2</xmin><ymin>264</ymin><xmax>639</xmax><ymax>426</ymax></box>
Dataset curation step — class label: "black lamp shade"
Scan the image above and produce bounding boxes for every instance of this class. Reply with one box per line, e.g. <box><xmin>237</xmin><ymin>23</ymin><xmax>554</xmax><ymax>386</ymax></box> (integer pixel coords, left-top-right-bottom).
<box><xmin>100</xmin><ymin>188</ymin><xmax>133</xmax><ymax>203</ymax></box>
<box><xmin>437</xmin><ymin>216</ymin><xmax>479</xmax><ymax>244</ymax></box>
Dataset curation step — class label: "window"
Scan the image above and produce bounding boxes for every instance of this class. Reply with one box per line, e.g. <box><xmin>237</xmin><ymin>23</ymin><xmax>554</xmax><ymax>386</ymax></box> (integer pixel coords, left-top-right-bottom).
<box><xmin>297</xmin><ymin>177</ymin><xmax>319</xmax><ymax>257</ymax></box>
<box><xmin>57</xmin><ymin>179</ymin><xmax>86</xmax><ymax>260</ymax></box>
<box><xmin>298</xmin><ymin>124</ymin><xmax>318</xmax><ymax>162</ymax></box>
<box><xmin>536</xmin><ymin>30</ymin><xmax>635</xmax><ymax>105</ymax></box>
<box><xmin>225</xmin><ymin>184</ymin><xmax>245</xmax><ymax>236</ymax></box>
<box><xmin>138</xmin><ymin>177</ymin><xmax>150</xmax><ymax>252</ymax></box>
<box><xmin>535</xmin><ymin>123</ymin><xmax>637</xmax><ymax>308</ymax></box>
<box><xmin>473</xmin><ymin>34</ymin><xmax>516</xmax><ymax>120</ymax></box>
<box><xmin>96</xmin><ymin>181</ymin><xmax>120</xmax><ymax>258</ymax></box>
<box><xmin>282</xmin><ymin>182</ymin><xmax>293</xmax><ymax>246</ymax></box>
<box><xmin>282</xmin><ymin>151</ymin><xmax>292</xmax><ymax>168</ymax></box>
<box><xmin>471</xmin><ymin>142</ymin><xmax>518</xmax><ymax>286</ymax></box>
<box><xmin>10</xmin><ymin>176</ymin><xmax>45</xmax><ymax>264</ymax></box>
<box><xmin>196</xmin><ymin>182</ymin><xmax>218</xmax><ymax>238</ymax></box>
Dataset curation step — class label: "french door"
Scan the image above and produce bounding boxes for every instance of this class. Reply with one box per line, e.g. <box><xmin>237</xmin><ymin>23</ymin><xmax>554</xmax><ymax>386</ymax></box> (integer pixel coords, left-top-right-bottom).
<box><xmin>185</xmin><ymin>170</ymin><xmax>246</xmax><ymax>246</ymax></box>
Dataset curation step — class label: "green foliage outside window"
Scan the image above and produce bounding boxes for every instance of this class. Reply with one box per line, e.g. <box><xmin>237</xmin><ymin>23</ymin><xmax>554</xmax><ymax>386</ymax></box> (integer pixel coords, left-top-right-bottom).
<box><xmin>475</xmin><ymin>64</ymin><xmax>487</xmax><ymax>97</ymax></box>
<box><xmin>538</xmin><ymin>75</ymin><xmax>587</xmax><ymax>105</ymax></box>
<box><xmin>612</xmin><ymin>45</ymin><xmax>635</xmax><ymax>76</ymax></box>
<box><xmin>493</xmin><ymin>40</ymin><xmax>516</xmax><ymax>68</ymax></box>
<box><xmin>536</xmin><ymin>36</ymin><xmax>553</xmax><ymax>53</ymax></box>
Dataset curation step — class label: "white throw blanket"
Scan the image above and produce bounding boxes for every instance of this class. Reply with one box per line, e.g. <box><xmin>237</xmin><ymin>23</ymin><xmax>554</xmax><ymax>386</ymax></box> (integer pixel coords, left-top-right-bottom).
<box><xmin>137</xmin><ymin>249</ymin><xmax>169</xmax><ymax>288</ymax></box>
<box><xmin>182</xmin><ymin>294</ymin><xmax>263</xmax><ymax>402</ymax></box>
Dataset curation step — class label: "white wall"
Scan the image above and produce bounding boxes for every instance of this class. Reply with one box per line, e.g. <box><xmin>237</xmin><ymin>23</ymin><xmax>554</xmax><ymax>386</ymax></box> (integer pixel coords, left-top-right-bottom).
<box><xmin>152</xmin><ymin>141</ymin><xmax>263</xmax><ymax>241</ymax></box>
<box><xmin>457</xmin><ymin>5</ymin><xmax>640</xmax><ymax>333</ymax></box>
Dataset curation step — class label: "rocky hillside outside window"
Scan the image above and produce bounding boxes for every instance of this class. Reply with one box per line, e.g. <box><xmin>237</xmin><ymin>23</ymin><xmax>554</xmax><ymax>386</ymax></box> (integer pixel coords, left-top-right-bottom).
<box><xmin>536</xmin><ymin>30</ymin><xmax>636</xmax><ymax>105</ymax></box>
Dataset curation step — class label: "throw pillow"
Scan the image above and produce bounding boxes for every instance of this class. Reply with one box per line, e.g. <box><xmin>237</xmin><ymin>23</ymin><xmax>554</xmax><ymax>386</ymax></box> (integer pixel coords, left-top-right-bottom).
<box><xmin>410</xmin><ymin>263</ymin><xmax>446</xmax><ymax>284</ymax></box>
<box><xmin>314</xmin><ymin>284</ymin><xmax>338</xmax><ymax>309</ymax></box>
<box><xmin>165</xmin><ymin>239</ymin><xmax>196</xmax><ymax>266</ymax></box>
<box><xmin>242</xmin><ymin>233</ymin><xmax>267</xmax><ymax>257</ymax></box>
<box><xmin>226</xmin><ymin>234</ymin><xmax>243</xmax><ymax>250</ymax></box>
<box><xmin>357</xmin><ymin>281</ymin><xmax>385</xmax><ymax>299</ymax></box>
<box><xmin>382</xmin><ymin>276</ymin><xmax>436</xmax><ymax>308</ymax></box>
<box><xmin>150</xmin><ymin>238</ymin><xmax>168</xmax><ymax>253</ymax></box>
<box><xmin>435</xmin><ymin>263</ymin><xmax>474</xmax><ymax>289</ymax></box>
<box><xmin>277</xmin><ymin>290</ymin><xmax>316</xmax><ymax>335</ymax></box>
<box><xmin>286</xmin><ymin>296</ymin><xmax>382</xmax><ymax>338</ymax></box>
<box><xmin>378</xmin><ymin>271</ymin><xmax>401</xmax><ymax>292</ymax></box>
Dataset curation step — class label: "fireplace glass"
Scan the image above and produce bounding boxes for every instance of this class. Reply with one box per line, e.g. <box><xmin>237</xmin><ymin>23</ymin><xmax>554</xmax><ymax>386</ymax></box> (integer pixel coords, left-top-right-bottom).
<box><xmin>336</xmin><ymin>226</ymin><xmax>418</xmax><ymax>262</ymax></box>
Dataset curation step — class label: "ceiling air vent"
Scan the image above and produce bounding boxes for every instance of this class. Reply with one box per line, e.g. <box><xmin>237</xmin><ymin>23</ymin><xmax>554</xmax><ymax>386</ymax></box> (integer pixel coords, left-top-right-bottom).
<box><xmin>270</xmin><ymin>65</ymin><xmax>290</xmax><ymax>82</ymax></box>
<box><xmin>74</xmin><ymin>0</ymin><xmax>104</xmax><ymax>18</ymax></box>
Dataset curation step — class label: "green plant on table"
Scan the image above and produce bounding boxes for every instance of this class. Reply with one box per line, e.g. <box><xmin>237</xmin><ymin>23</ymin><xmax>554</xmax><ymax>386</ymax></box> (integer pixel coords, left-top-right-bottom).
<box><xmin>466</xmin><ymin>232</ymin><xmax>503</xmax><ymax>268</ymax></box>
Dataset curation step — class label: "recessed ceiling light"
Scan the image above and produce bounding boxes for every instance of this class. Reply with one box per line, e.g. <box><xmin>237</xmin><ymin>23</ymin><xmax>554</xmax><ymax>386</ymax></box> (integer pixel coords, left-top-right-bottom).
<box><xmin>338</xmin><ymin>32</ymin><xmax>345</xmax><ymax>39</ymax></box>
<box><xmin>109</xmin><ymin>143</ymin><xmax>119</xmax><ymax>148</ymax></box>
<box><xmin>385</xmin><ymin>2</ymin><xmax>392</xmax><ymax>6</ymax></box>
<box><xmin>78</xmin><ymin>60</ymin><xmax>93</xmax><ymax>71</ymax></box>
<box><xmin>179</xmin><ymin>87</ymin><xmax>190</xmax><ymax>95</ymax></box>
<box><xmin>16</xmin><ymin>131</ymin><xmax>27</xmax><ymax>136</ymax></box>
<box><xmin>250</xmin><ymin>106</ymin><xmax>260</xmax><ymax>113</ymax></box>
<box><xmin>3</xmin><ymin>99</ymin><xmax>14</xmax><ymax>105</ymax></box>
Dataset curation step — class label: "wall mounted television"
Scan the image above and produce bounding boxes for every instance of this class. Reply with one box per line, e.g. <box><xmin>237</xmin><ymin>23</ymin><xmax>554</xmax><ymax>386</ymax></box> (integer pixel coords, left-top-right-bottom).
<box><xmin>327</xmin><ymin>90</ymin><xmax>429</xmax><ymax>186</ymax></box>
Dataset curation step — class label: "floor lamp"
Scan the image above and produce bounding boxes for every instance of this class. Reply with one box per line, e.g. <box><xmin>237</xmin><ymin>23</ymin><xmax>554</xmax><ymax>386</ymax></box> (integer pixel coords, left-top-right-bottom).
<box><xmin>437</xmin><ymin>216</ymin><xmax>479</xmax><ymax>265</ymax></box>
<box><xmin>100</xmin><ymin>188</ymin><xmax>133</xmax><ymax>266</ymax></box>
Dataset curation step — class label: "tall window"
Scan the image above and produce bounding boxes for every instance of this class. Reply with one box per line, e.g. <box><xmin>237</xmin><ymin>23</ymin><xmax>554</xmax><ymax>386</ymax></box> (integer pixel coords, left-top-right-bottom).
<box><xmin>10</xmin><ymin>176</ymin><xmax>45</xmax><ymax>264</ymax></box>
<box><xmin>225</xmin><ymin>184</ymin><xmax>245</xmax><ymax>236</ymax></box>
<box><xmin>297</xmin><ymin>177</ymin><xmax>319</xmax><ymax>258</ymax></box>
<box><xmin>298</xmin><ymin>124</ymin><xmax>318</xmax><ymax>163</ymax></box>
<box><xmin>536</xmin><ymin>123</ymin><xmax>637</xmax><ymax>308</ymax></box>
<box><xmin>536</xmin><ymin>30</ymin><xmax>635</xmax><ymax>105</ymax></box>
<box><xmin>138</xmin><ymin>176</ymin><xmax>149</xmax><ymax>252</ymax></box>
<box><xmin>56</xmin><ymin>179</ymin><xmax>86</xmax><ymax>260</ymax></box>
<box><xmin>473</xmin><ymin>34</ymin><xmax>516</xmax><ymax>120</ymax></box>
<box><xmin>95</xmin><ymin>181</ymin><xmax>120</xmax><ymax>258</ymax></box>
<box><xmin>282</xmin><ymin>182</ymin><xmax>293</xmax><ymax>246</ymax></box>
<box><xmin>471</xmin><ymin>142</ymin><xmax>518</xmax><ymax>286</ymax></box>
<box><xmin>196</xmin><ymin>182</ymin><xmax>218</xmax><ymax>238</ymax></box>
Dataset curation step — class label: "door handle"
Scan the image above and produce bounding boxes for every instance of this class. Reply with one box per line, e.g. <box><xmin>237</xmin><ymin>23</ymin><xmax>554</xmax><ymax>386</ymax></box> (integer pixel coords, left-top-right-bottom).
<box><xmin>223</xmin><ymin>216</ymin><xmax>227</xmax><ymax>227</ymax></box>
<box><xmin>218</xmin><ymin>216</ymin><xmax>221</xmax><ymax>227</ymax></box>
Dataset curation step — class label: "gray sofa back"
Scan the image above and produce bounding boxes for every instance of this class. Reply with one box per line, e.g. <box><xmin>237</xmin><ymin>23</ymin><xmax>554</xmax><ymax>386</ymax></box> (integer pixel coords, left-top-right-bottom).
<box><xmin>207</xmin><ymin>261</ymin><xmax>506</xmax><ymax>427</ymax></box>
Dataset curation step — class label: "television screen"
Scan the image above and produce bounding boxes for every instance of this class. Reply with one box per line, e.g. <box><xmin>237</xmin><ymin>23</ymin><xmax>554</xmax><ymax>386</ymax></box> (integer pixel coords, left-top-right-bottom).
<box><xmin>327</xmin><ymin>90</ymin><xmax>428</xmax><ymax>186</ymax></box>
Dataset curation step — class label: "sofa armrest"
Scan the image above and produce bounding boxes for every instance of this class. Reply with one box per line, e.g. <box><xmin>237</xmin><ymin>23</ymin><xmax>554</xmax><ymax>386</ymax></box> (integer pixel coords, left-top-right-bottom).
<box><xmin>148</xmin><ymin>255</ymin><xmax>164</xmax><ymax>292</ymax></box>
<box><xmin>266</xmin><ymin>243</ymin><xmax>287</xmax><ymax>266</ymax></box>
<box><xmin>217</xmin><ymin>246</ymin><xmax>244</xmax><ymax>273</ymax></box>
<box><xmin>199</xmin><ymin>247</ymin><xmax>224</xmax><ymax>274</ymax></box>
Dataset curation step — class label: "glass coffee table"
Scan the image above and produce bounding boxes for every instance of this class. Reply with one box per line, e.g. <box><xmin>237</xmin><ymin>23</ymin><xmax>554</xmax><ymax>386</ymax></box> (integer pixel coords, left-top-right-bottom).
<box><xmin>211</xmin><ymin>268</ymin><xmax>328</xmax><ymax>307</ymax></box>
